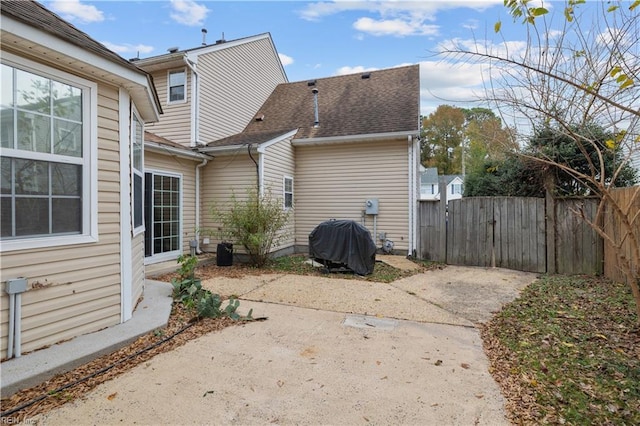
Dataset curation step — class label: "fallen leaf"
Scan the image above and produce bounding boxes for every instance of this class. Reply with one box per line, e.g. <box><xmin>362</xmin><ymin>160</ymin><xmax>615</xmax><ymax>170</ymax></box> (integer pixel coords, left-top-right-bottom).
<box><xmin>376</xmin><ymin>360</ymin><xmax>381</xmax><ymax>365</ymax></box>
<box><xmin>202</xmin><ymin>390</ymin><xmax>215</xmax><ymax>397</ymax></box>
<box><xmin>461</xmin><ymin>363</ymin><xmax>470</xmax><ymax>369</ymax></box>
<box><xmin>277</xmin><ymin>380</ymin><xmax>284</xmax><ymax>388</ymax></box>
<box><xmin>107</xmin><ymin>392</ymin><xmax>117</xmax><ymax>401</ymax></box>
<box><xmin>475</xmin><ymin>393</ymin><xmax>484</xmax><ymax>399</ymax></box>
<box><xmin>435</xmin><ymin>360</ymin><xmax>443</xmax><ymax>366</ymax></box>
<box><xmin>380</xmin><ymin>376</ymin><xmax>388</xmax><ymax>380</ymax></box>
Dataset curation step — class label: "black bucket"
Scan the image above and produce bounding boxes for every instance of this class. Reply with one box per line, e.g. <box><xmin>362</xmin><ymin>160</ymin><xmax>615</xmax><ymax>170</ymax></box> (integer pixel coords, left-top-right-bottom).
<box><xmin>216</xmin><ymin>242</ymin><xmax>233</xmax><ymax>266</ymax></box>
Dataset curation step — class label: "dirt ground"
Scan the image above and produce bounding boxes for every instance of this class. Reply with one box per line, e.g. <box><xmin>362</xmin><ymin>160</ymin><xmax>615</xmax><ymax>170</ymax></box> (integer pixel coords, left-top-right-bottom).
<box><xmin>32</xmin><ymin>265</ymin><xmax>537</xmax><ymax>425</ymax></box>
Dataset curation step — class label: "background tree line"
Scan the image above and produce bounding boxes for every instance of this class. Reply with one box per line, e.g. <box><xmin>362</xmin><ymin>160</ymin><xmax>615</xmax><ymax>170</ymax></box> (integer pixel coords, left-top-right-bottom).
<box><xmin>421</xmin><ymin>105</ymin><xmax>637</xmax><ymax>197</ymax></box>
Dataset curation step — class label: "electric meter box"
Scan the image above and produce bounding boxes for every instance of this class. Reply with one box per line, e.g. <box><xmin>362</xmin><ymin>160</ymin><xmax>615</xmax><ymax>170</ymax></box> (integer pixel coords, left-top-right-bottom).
<box><xmin>365</xmin><ymin>199</ymin><xmax>379</xmax><ymax>215</ymax></box>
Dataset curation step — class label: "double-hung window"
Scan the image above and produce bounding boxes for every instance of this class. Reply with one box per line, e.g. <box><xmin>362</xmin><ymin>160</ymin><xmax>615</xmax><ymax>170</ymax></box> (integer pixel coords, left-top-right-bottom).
<box><xmin>168</xmin><ymin>69</ymin><xmax>186</xmax><ymax>103</ymax></box>
<box><xmin>283</xmin><ymin>176</ymin><xmax>293</xmax><ymax>209</ymax></box>
<box><xmin>0</xmin><ymin>55</ymin><xmax>97</xmax><ymax>251</ymax></box>
<box><xmin>132</xmin><ymin>112</ymin><xmax>144</xmax><ymax>234</ymax></box>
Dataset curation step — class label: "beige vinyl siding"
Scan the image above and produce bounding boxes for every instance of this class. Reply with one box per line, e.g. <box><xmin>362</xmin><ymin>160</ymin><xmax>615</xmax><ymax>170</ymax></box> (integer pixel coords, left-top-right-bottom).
<box><xmin>132</xmin><ymin>233</ymin><xmax>145</xmax><ymax>305</ymax></box>
<box><xmin>1</xmin><ymin>83</ymin><xmax>123</xmax><ymax>354</ymax></box>
<box><xmin>199</xmin><ymin>153</ymin><xmax>257</xmax><ymax>251</ymax></box>
<box><xmin>198</xmin><ymin>38</ymin><xmax>287</xmax><ymax>143</ymax></box>
<box><xmin>294</xmin><ymin>140</ymin><xmax>410</xmax><ymax>252</ymax></box>
<box><xmin>144</xmin><ymin>68</ymin><xmax>192</xmax><ymax>146</ymax></box>
<box><xmin>262</xmin><ymin>137</ymin><xmax>295</xmax><ymax>250</ymax></box>
<box><xmin>144</xmin><ymin>150</ymin><xmax>200</xmax><ymax>255</ymax></box>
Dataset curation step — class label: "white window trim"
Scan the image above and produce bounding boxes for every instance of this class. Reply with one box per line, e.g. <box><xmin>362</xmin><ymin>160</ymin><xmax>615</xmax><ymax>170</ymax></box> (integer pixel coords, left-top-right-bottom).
<box><xmin>131</xmin><ymin>108</ymin><xmax>145</xmax><ymax>236</ymax></box>
<box><xmin>0</xmin><ymin>52</ymin><xmax>98</xmax><ymax>252</ymax></box>
<box><xmin>167</xmin><ymin>68</ymin><xmax>187</xmax><ymax>105</ymax></box>
<box><xmin>283</xmin><ymin>175</ymin><xmax>293</xmax><ymax>210</ymax></box>
<box><xmin>143</xmin><ymin>169</ymin><xmax>183</xmax><ymax>264</ymax></box>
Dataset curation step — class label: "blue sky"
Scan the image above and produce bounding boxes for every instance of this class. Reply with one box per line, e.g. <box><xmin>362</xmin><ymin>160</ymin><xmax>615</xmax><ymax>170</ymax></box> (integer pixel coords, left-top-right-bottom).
<box><xmin>42</xmin><ymin>0</ymin><xmax>551</xmax><ymax>116</ymax></box>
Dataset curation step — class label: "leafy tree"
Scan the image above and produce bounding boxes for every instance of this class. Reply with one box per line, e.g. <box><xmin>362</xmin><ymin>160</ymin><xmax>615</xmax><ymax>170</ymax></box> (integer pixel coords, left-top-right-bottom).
<box><xmin>464</xmin><ymin>155</ymin><xmax>545</xmax><ymax>197</ymax></box>
<box><xmin>462</xmin><ymin>107</ymin><xmax>519</xmax><ymax>174</ymax></box>
<box><xmin>441</xmin><ymin>0</ymin><xmax>640</xmax><ymax>319</ymax></box>
<box><xmin>421</xmin><ymin>105</ymin><xmax>465</xmax><ymax>174</ymax></box>
<box><xmin>421</xmin><ymin>106</ymin><xmax>516</xmax><ymax>175</ymax></box>
<box><xmin>528</xmin><ymin>123</ymin><xmax>637</xmax><ymax>196</ymax></box>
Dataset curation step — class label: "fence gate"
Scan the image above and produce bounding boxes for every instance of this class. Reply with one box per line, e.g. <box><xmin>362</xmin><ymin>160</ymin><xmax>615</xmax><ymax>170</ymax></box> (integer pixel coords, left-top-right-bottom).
<box><xmin>420</xmin><ymin>197</ymin><xmax>547</xmax><ymax>273</ymax></box>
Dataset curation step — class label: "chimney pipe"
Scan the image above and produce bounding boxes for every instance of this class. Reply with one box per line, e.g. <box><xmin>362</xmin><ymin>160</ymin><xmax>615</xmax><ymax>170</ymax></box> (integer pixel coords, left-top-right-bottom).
<box><xmin>201</xmin><ymin>28</ymin><xmax>208</xmax><ymax>46</ymax></box>
<box><xmin>312</xmin><ymin>87</ymin><xmax>319</xmax><ymax>127</ymax></box>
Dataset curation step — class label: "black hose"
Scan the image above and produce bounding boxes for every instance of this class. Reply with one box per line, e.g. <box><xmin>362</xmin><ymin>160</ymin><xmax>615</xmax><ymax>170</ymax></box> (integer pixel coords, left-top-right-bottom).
<box><xmin>1</xmin><ymin>322</ymin><xmax>195</xmax><ymax>418</ymax></box>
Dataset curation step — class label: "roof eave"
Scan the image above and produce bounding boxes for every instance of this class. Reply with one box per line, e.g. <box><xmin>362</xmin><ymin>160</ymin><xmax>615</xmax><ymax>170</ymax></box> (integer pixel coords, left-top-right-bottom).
<box><xmin>291</xmin><ymin>130</ymin><xmax>419</xmax><ymax>146</ymax></box>
<box><xmin>2</xmin><ymin>16</ymin><xmax>161</xmax><ymax>123</ymax></box>
<box><xmin>144</xmin><ymin>141</ymin><xmax>211</xmax><ymax>160</ymax></box>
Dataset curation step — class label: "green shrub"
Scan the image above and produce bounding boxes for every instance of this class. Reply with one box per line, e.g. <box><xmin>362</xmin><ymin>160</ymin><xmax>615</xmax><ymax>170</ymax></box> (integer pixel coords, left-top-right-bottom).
<box><xmin>212</xmin><ymin>189</ymin><xmax>290</xmax><ymax>267</ymax></box>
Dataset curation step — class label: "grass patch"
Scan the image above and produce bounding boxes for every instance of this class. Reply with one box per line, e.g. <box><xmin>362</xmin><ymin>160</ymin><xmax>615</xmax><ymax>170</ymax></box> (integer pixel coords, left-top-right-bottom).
<box><xmin>482</xmin><ymin>275</ymin><xmax>640</xmax><ymax>425</ymax></box>
<box><xmin>266</xmin><ymin>254</ymin><xmax>431</xmax><ymax>283</ymax></box>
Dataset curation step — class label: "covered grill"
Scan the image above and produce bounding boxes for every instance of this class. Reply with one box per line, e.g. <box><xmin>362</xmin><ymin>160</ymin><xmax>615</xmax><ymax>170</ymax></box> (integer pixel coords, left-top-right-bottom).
<box><xmin>308</xmin><ymin>220</ymin><xmax>376</xmax><ymax>276</ymax></box>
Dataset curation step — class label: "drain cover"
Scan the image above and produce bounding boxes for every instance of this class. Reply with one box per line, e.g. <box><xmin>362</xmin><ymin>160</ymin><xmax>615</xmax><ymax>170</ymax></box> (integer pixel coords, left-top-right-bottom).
<box><xmin>343</xmin><ymin>315</ymin><xmax>397</xmax><ymax>331</ymax></box>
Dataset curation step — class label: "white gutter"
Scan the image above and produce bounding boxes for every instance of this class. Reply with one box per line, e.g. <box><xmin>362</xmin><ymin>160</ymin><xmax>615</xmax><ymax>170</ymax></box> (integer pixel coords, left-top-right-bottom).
<box><xmin>291</xmin><ymin>130</ymin><xmax>416</xmax><ymax>146</ymax></box>
<box><xmin>183</xmin><ymin>55</ymin><xmax>200</xmax><ymax>147</ymax></box>
<box><xmin>195</xmin><ymin>158</ymin><xmax>209</xmax><ymax>254</ymax></box>
<box><xmin>144</xmin><ymin>141</ymin><xmax>210</xmax><ymax>160</ymax></box>
<box><xmin>200</xmin><ymin>130</ymin><xmax>298</xmax><ymax>155</ymax></box>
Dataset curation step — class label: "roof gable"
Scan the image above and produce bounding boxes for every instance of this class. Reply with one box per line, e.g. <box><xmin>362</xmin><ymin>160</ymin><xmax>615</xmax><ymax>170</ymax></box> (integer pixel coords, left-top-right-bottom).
<box><xmin>219</xmin><ymin>64</ymin><xmax>420</xmax><ymax>145</ymax></box>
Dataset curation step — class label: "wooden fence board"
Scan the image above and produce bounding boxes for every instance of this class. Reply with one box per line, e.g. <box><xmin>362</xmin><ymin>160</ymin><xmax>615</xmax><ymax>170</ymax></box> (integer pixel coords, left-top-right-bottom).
<box><xmin>555</xmin><ymin>198</ymin><xmax>603</xmax><ymax>275</ymax></box>
<box><xmin>604</xmin><ymin>186</ymin><xmax>640</xmax><ymax>283</ymax></box>
<box><xmin>418</xmin><ymin>200</ymin><xmax>442</xmax><ymax>261</ymax></box>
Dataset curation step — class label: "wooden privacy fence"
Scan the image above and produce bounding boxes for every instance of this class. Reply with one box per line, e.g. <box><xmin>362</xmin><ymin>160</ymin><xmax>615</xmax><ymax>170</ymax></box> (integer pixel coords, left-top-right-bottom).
<box><xmin>418</xmin><ymin>195</ymin><xmax>603</xmax><ymax>275</ymax></box>
<box><xmin>604</xmin><ymin>186</ymin><xmax>640</xmax><ymax>284</ymax></box>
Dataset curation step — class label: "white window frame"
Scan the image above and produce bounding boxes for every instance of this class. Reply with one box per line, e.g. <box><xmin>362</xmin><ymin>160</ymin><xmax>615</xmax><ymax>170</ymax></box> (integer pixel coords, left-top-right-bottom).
<box><xmin>167</xmin><ymin>68</ymin><xmax>186</xmax><ymax>104</ymax></box>
<box><xmin>131</xmin><ymin>109</ymin><xmax>145</xmax><ymax>236</ymax></box>
<box><xmin>283</xmin><ymin>176</ymin><xmax>293</xmax><ymax>210</ymax></box>
<box><xmin>144</xmin><ymin>169</ymin><xmax>183</xmax><ymax>264</ymax></box>
<box><xmin>0</xmin><ymin>52</ymin><xmax>97</xmax><ymax>252</ymax></box>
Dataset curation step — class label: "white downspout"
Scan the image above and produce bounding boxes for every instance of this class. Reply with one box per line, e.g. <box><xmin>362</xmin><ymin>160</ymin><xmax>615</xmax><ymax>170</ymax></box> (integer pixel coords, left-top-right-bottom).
<box><xmin>257</xmin><ymin>146</ymin><xmax>266</xmax><ymax>197</ymax></box>
<box><xmin>183</xmin><ymin>55</ymin><xmax>199</xmax><ymax>147</ymax></box>
<box><xmin>195</xmin><ymin>158</ymin><xmax>208</xmax><ymax>254</ymax></box>
<box><xmin>408</xmin><ymin>134</ymin><xmax>417</xmax><ymax>256</ymax></box>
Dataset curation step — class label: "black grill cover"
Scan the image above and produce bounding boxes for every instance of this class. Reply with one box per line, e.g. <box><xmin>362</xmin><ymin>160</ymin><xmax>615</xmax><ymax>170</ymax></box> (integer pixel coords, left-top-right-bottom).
<box><xmin>308</xmin><ymin>220</ymin><xmax>376</xmax><ymax>275</ymax></box>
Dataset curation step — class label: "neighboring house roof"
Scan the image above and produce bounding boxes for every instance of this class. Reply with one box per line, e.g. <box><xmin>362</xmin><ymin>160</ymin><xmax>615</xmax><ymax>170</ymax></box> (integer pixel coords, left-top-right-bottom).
<box><xmin>420</xmin><ymin>167</ymin><xmax>439</xmax><ymax>185</ymax></box>
<box><xmin>1</xmin><ymin>0</ymin><xmax>162</xmax><ymax>121</ymax></box>
<box><xmin>420</xmin><ymin>167</ymin><xmax>463</xmax><ymax>186</ymax></box>
<box><xmin>205</xmin><ymin>64</ymin><xmax>420</xmax><ymax>148</ymax></box>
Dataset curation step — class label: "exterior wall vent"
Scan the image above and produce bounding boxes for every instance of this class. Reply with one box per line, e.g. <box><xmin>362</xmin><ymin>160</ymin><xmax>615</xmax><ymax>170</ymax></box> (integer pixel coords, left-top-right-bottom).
<box><xmin>255</xmin><ymin>114</ymin><xmax>265</xmax><ymax>122</ymax></box>
<box><xmin>361</xmin><ymin>73</ymin><xmax>371</xmax><ymax>79</ymax></box>
<box><xmin>167</xmin><ymin>47</ymin><xmax>179</xmax><ymax>53</ymax></box>
<box><xmin>307</xmin><ymin>80</ymin><xmax>317</xmax><ymax>86</ymax></box>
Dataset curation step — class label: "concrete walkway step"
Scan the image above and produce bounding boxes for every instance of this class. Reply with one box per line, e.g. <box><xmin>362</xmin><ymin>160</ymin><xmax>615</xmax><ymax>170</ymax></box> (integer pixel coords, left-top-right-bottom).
<box><xmin>0</xmin><ymin>280</ymin><xmax>173</xmax><ymax>397</ymax></box>
<box><xmin>377</xmin><ymin>254</ymin><xmax>422</xmax><ymax>271</ymax></box>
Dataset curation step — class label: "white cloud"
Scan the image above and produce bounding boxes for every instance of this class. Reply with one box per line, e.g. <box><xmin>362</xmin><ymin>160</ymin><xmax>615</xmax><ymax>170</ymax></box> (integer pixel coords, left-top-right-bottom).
<box><xmin>102</xmin><ymin>41</ymin><xmax>154</xmax><ymax>56</ymax></box>
<box><xmin>299</xmin><ymin>1</ymin><xmax>503</xmax><ymax>40</ymax></box>
<box><xmin>170</xmin><ymin>0</ymin><xmax>209</xmax><ymax>26</ymax></box>
<box><xmin>353</xmin><ymin>17</ymin><xmax>439</xmax><ymax>37</ymax></box>
<box><xmin>335</xmin><ymin>65</ymin><xmax>379</xmax><ymax>76</ymax></box>
<box><xmin>49</xmin><ymin>0</ymin><xmax>104</xmax><ymax>24</ymax></box>
<box><xmin>300</xmin><ymin>1</ymin><xmax>502</xmax><ymax>22</ymax></box>
<box><xmin>279</xmin><ymin>53</ymin><xmax>294</xmax><ymax>67</ymax></box>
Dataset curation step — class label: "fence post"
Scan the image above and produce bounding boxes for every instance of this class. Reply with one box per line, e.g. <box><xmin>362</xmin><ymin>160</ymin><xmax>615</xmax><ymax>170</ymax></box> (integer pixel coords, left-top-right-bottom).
<box><xmin>438</xmin><ymin>176</ymin><xmax>448</xmax><ymax>262</ymax></box>
<box><xmin>545</xmin><ymin>183</ymin><xmax>556</xmax><ymax>274</ymax></box>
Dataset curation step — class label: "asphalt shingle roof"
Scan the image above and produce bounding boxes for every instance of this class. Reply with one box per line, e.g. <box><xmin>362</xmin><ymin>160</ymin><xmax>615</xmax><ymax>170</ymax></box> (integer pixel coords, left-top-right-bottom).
<box><xmin>1</xmin><ymin>0</ymin><xmax>143</xmax><ymax>74</ymax></box>
<box><xmin>208</xmin><ymin>64</ymin><xmax>420</xmax><ymax>147</ymax></box>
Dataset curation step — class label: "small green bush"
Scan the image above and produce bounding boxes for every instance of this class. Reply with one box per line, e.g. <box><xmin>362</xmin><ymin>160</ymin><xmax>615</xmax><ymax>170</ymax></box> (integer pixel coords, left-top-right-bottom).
<box><xmin>212</xmin><ymin>189</ymin><xmax>291</xmax><ymax>267</ymax></box>
<box><xmin>171</xmin><ymin>255</ymin><xmax>252</xmax><ymax>320</ymax></box>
